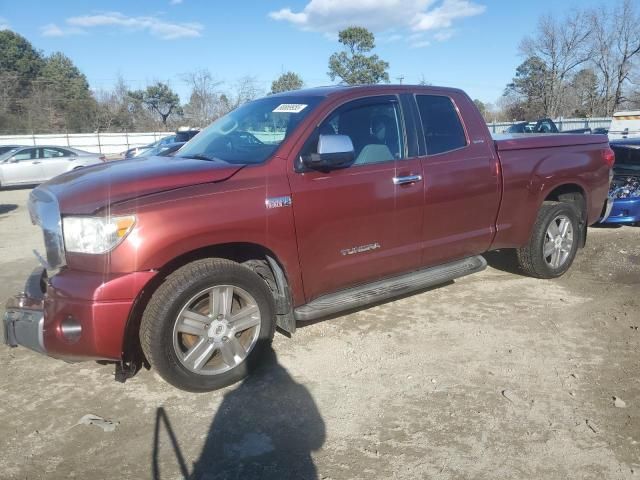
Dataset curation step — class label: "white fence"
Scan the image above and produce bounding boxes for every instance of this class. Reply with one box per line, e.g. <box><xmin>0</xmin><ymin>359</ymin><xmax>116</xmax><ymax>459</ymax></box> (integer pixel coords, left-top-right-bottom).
<box><xmin>0</xmin><ymin>117</ymin><xmax>615</xmax><ymax>156</ymax></box>
<box><xmin>0</xmin><ymin>131</ymin><xmax>173</xmax><ymax>156</ymax></box>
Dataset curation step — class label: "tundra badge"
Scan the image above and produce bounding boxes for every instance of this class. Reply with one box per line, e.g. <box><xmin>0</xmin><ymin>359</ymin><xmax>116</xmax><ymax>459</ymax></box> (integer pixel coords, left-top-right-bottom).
<box><xmin>341</xmin><ymin>242</ymin><xmax>381</xmax><ymax>256</ymax></box>
<box><xmin>265</xmin><ymin>196</ymin><xmax>292</xmax><ymax>209</ymax></box>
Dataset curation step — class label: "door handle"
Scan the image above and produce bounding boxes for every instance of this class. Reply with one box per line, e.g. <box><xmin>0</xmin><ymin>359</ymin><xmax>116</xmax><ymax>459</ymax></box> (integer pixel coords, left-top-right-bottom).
<box><xmin>392</xmin><ymin>174</ymin><xmax>422</xmax><ymax>185</ymax></box>
<box><xmin>31</xmin><ymin>161</ymin><xmax>41</xmax><ymax>164</ymax></box>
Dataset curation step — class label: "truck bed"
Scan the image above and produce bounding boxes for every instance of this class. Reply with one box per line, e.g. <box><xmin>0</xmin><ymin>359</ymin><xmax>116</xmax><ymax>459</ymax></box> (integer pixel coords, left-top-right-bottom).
<box><xmin>489</xmin><ymin>133</ymin><xmax>611</xmax><ymax>250</ymax></box>
<box><xmin>493</xmin><ymin>133</ymin><xmax>609</xmax><ymax>151</ymax></box>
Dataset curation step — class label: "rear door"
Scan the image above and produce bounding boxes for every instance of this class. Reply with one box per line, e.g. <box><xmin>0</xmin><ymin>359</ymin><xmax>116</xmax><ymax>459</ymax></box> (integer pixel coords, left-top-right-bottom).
<box><xmin>1</xmin><ymin>148</ymin><xmax>44</xmax><ymax>185</ymax></box>
<box><xmin>40</xmin><ymin>147</ymin><xmax>74</xmax><ymax>180</ymax></box>
<box><xmin>287</xmin><ymin>94</ymin><xmax>424</xmax><ymax>301</ymax></box>
<box><xmin>413</xmin><ymin>92</ymin><xmax>500</xmax><ymax>267</ymax></box>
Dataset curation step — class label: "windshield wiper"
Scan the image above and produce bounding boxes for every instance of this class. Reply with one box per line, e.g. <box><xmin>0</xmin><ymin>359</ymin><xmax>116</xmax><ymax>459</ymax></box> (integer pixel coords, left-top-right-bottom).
<box><xmin>179</xmin><ymin>153</ymin><xmax>222</xmax><ymax>162</ymax></box>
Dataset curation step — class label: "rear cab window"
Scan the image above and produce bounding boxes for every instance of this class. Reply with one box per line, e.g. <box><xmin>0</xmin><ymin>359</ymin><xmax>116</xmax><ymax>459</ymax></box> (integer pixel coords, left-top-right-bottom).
<box><xmin>415</xmin><ymin>95</ymin><xmax>467</xmax><ymax>155</ymax></box>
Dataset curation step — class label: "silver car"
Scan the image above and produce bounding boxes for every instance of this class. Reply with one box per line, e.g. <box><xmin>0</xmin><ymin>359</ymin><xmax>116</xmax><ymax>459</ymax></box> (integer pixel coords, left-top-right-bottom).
<box><xmin>0</xmin><ymin>146</ymin><xmax>105</xmax><ymax>188</ymax></box>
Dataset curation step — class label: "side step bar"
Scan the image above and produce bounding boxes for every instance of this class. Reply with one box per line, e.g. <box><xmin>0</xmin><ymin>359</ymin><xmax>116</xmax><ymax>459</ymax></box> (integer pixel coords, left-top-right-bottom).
<box><xmin>294</xmin><ymin>255</ymin><xmax>487</xmax><ymax>322</ymax></box>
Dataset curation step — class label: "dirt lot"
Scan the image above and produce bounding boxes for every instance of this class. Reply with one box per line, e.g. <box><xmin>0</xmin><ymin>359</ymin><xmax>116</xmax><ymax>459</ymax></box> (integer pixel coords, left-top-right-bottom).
<box><xmin>0</xmin><ymin>187</ymin><xmax>638</xmax><ymax>480</ymax></box>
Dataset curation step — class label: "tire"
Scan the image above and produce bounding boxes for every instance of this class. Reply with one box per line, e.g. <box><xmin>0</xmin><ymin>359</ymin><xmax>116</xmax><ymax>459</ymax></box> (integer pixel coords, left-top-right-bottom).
<box><xmin>140</xmin><ymin>258</ymin><xmax>276</xmax><ymax>392</ymax></box>
<box><xmin>516</xmin><ymin>201</ymin><xmax>581</xmax><ymax>279</ymax></box>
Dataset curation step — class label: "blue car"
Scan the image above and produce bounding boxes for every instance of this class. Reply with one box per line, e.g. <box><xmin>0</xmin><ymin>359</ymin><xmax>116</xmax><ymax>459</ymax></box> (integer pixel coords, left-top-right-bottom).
<box><xmin>603</xmin><ymin>138</ymin><xmax>640</xmax><ymax>225</ymax></box>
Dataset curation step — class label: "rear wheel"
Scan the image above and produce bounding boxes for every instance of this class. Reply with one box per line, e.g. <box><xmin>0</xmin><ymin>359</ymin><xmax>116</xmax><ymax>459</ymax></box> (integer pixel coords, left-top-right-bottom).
<box><xmin>140</xmin><ymin>258</ymin><xmax>275</xmax><ymax>392</ymax></box>
<box><xmin>516</xmin><ymin>202</ymin><xmax>580</xmax><ymax>278</ymax></box>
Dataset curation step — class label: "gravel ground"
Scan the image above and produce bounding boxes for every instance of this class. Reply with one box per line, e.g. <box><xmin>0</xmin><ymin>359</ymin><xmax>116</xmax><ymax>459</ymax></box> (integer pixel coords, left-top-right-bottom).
<box><xmin>0</xmin><ymin>187</ymin><xmax>638</xmax><ymax>480</ymax></box>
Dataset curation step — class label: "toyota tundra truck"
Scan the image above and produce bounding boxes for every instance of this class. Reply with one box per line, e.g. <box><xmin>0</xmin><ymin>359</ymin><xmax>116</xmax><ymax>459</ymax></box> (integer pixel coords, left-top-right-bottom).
<box><xmin>3</xmin><ymin>85</ymin><xmax>614</xmax><ymax>392</ymax></box>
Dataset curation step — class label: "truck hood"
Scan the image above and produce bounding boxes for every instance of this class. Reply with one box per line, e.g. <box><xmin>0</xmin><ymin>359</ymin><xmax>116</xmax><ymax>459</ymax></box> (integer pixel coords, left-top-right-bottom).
<box><xmin>43</xmin><ymin>156</ymin><xmax>244</xmax><ymax>214</ymax></box>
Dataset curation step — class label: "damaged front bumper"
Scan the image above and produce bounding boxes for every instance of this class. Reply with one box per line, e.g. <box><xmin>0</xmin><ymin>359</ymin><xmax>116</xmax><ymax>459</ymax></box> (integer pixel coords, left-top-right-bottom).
<box><xmin>3</xmin><ymin>267</ymin><xmax>46</xmax><ymax>354</ymax></box>
<box><xmin>4</xmin><ymin>266</ymin><xmax>157</xmax><ymax>363</ymax></box>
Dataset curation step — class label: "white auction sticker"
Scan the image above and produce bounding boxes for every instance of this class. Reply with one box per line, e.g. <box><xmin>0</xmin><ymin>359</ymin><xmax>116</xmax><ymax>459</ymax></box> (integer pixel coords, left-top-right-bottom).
<box><xmin>273</xmin><ymin>104</ymin><xmax>308</xmax><ymax>113</ymax></box>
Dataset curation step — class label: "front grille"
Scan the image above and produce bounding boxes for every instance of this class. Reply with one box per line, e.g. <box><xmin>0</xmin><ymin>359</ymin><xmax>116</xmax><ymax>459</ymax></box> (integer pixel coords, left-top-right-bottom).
<box><xmin>28</xmin><ymin>188</ymin><xmax>66</xmax><ymax>271</ymax></box>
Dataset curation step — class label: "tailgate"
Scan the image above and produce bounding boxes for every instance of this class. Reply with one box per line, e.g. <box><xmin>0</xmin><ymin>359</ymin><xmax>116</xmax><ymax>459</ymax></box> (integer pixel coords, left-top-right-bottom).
<box><xmin>493</xmin><ymin>133</ymin><xmax>609</xmax><ymax>151</ymax></box>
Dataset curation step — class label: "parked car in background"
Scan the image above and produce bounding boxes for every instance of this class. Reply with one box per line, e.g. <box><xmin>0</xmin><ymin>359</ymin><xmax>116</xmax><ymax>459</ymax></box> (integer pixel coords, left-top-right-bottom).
<box><xmin>601</xmin><ymin>138</ymin><xmax>640</xmax><ymax>225</ymax></box>
<box><xmin>506</xmin><ymin>118</ymin><xmax>591</xmax><ymax>134</ymax></box>
<box><xmin>608</xmin><ymin>111</ymin><xmax>640</xmax><ymax>140</ymax></box>
<box><xmin>133</xmin><ymin>142</ymin><xmax>185</xmax><ymax>158</ymax></box>
<box><xmin>122</xmin><ymin>135</ymin><xmax>177</xmax><ymax>159</ymax></box>
<box><xmin>4</xmin><ymin>85</ymin><xmax>613</xmax><ymax>392</ymax></box>
<box><xmin>174</xmin><ymin>128</ymin><xmax>200</xmax><ymax>142</ymax></box>
<box><xmin>0</xmin><ymin>146</ymin><xmax>105</xmax><ymax>188</ymax></box>
<box><xmin>0</xmin><ymin>145</ymin><xmax>23</xmax><ymax>156</ymax></box>
<box><xmin>122</xmin><ymin>129</ymin><xmax>200</xmax><ymax>159</ymax></box>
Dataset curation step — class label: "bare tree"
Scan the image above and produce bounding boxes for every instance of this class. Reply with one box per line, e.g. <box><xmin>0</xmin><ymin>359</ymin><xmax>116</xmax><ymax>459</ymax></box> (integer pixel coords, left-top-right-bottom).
<box><xmin>589</xmin><ymin>0</ymin><xmax>640</xmax><ymax>114</ymax></box>
<box><xmin>182</xmin><ymin>69</ymin><xmax>223</xmax><ymax>127</ymax></box>
<box><xmin>216</xmin><ymin>76</ymin><xmax>263</xmax><ymax>116</ymax></box>
<box><xmin>519</xmin><ymin>10</ymin><xmax>593</xmax><ymax>117</ymax></box>
<box><xmin>569</xmin><ymin>68</ymin><xmax>600</xmax><ymax>117</ymax></box>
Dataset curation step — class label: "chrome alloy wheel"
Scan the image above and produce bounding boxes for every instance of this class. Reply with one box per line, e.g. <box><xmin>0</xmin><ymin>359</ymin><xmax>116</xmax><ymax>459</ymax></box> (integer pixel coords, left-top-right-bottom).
<box><xmin>543</xmin><ymin>214</ymin><xmax>574</xmax><ymax>269</ymax></box>
<box><xmin>172</xmin><ymin>285</ymin><xmax>261</xmax><ymax>375</ymax></box>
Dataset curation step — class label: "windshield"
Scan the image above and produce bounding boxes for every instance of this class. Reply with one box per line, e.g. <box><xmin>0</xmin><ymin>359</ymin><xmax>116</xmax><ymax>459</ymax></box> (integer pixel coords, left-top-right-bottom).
<box><xmin>0</xmin><ymin>146</ymin><xmax>19</xmax><ymax>158</ymax></box>
<box><xmin>177</xmin><ymin>95</ymin><xmax>323</xmax><ymax>165</ymax></box>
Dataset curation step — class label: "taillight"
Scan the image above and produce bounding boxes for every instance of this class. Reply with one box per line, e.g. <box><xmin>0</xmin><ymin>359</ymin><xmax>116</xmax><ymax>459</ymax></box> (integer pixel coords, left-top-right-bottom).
<box><xmin>602</xmin><ymin>147</ymin><xmax>615</xmax><ymax>168</ymax></box>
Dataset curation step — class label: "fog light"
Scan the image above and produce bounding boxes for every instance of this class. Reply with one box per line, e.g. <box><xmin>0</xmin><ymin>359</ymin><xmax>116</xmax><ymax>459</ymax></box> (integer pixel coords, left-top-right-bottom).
<box><xmin>60</xmin><ymin>315</ymin><xmax>82</xmax><ymax>343</ymax></box>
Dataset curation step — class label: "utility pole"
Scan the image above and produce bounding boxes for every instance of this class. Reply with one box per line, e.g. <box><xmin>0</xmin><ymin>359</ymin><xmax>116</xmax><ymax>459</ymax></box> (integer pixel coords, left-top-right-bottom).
<box><xmin>396</xmin><ymin>75</ymin><xmax>405</xmax><ymax>85</ymax></box>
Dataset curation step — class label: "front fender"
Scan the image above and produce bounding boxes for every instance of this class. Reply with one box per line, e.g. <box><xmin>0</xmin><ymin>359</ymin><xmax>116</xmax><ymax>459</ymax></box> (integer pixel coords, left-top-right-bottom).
<box><xmin>64</xmin><ymin>166</ymin><xmax>305</xmax><ymax>305</ymax></box>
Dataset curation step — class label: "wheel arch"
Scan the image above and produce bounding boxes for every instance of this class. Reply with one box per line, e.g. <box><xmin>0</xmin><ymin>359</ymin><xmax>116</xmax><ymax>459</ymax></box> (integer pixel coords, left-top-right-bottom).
<box><xmin>542</xmin><ymin>183</ymin><xmax>588</xmax><ymax>247</ymax></box>
<box><xmin>121</xmin><ymin>242</ymin><xmax>295</xmax><ymax>367</ymax></box>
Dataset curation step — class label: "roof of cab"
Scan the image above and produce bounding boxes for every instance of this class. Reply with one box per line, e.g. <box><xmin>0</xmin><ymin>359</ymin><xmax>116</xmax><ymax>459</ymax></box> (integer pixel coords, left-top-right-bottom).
<box><xmin>269</xmin><ymin>84</ymin><xmax>467</xmax><ymax>99</ymax></box>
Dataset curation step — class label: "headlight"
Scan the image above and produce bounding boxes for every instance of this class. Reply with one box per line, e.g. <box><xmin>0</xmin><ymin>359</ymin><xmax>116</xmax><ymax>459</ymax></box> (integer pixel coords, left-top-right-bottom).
<box><xmin>63</xmin><ymin>215</ymin><xmax>136</xmax><ymax>254</ymax></box>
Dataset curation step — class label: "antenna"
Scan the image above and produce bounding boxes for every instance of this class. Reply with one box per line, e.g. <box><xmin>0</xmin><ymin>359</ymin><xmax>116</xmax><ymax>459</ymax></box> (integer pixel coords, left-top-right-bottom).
<box><xmin>396</xmin><ymin>75</ymin><xmax>405</xmax><ymax>85</ymax></box>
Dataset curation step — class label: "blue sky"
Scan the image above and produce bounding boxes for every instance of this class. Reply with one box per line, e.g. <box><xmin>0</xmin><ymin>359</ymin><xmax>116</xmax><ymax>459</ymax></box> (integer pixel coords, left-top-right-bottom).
<box><xmin>0</xmin><ymin>0</ymin><xmax>606</xmax><ymax>105</ymax></box>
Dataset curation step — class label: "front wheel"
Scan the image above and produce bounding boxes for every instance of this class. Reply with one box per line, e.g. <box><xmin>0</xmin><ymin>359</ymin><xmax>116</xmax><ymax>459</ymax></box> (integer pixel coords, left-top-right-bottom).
<box><xmin>140</xmin><ymin>258</ymin><xmax>275</xmax><ymax>392</ymax></box>
<box><xmin>516</xmin><ymin>201</ymin><xmax>581</xmax><ymax>279</ymax></box>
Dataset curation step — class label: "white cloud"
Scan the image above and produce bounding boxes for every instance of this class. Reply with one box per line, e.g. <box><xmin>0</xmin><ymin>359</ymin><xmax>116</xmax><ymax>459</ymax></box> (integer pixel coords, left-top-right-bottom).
<box><xmin>41</xmin><ymin>23</ymin><xmax>85</xmax><ymax>37</ymax></box>
<box><xmin>269</xmin><ymin>0</ymin><xmax>485</xmax><ymax>37</ymax></box>
<box><xmin>412</xmin><ymin>0</ymin><xmax>485</xmax><ymax>31</ymax></box>
<box><xmin>411</xmin><ymin>40</ymin><xmax>431</xmax><ymax>48</ymax></box>
<box><xmin>0</xmin><ymin>17</ymin><xmax>10</xmax><ymax>30</ymax></box>
<box><xmin>55</xmin><ymin>12</ymin><xmax>203</xmax><ymax>40</ymax></box>
<box><xmin>433</xmin><ymin>29</ymin><xmax>455</xmax><ymax>41</ymax></box>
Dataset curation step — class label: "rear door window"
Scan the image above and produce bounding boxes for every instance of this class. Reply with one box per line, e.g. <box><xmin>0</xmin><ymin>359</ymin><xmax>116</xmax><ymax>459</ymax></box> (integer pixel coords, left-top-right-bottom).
<box><xmin>41</xmin><ymin>148</ymin><xmax>67</xmax><ymax>158</ymax></box>
<box><xmin>415</xmin><ymin>95</ymin><xmax>467</xmax><ymax>155</ymax></box>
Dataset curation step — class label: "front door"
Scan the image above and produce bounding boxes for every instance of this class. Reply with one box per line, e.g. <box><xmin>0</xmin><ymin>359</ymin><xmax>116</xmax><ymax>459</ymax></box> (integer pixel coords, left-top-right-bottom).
<box><xmin>288</xmin><ymin>95</ymin><xmax>425</xmax><ymax>302</ymax></box>
<box><xmin>2</xmin><ymin>148</ymin><xmax>44</xmax><ymax>185</ymax></box>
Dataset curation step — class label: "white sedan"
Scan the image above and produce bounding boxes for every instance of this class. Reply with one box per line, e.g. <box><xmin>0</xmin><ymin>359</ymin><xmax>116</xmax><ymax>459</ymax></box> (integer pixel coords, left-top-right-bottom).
<box><xmin>0</xmin><ymin>146</ymin><xmax>105</xmax><ymax>188</ymax></box>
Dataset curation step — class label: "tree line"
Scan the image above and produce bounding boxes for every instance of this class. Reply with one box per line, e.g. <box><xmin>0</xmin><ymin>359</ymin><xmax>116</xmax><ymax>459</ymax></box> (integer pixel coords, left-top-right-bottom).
<box><xmin>0</xmin><ymin>26</ymin><xmax>386</xmax><ymax>134</ymax></box>
<box><xmin>1</xmin><ymin>0</ymin><xmax>639</xmax><ymax>134</ymax></box>
<box><xmin>499</xmin><ymin>0</ymin><xmax>640</xmax><ymax>120</ymax></box>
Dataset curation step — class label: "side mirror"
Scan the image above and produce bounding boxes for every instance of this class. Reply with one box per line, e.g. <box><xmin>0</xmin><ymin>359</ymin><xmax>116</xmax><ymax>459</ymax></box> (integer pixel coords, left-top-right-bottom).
<box><xmin>302</xmin><ymin>134</ymin><xmax>355</xmax><ymax>170</ymax></box>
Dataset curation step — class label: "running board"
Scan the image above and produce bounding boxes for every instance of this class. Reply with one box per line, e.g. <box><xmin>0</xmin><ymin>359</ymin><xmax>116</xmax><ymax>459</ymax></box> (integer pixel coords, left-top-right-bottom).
<box><xmin>294</xmin><ymin>255</ymin><xmax>487</xmax><ymax>322</ymax></box>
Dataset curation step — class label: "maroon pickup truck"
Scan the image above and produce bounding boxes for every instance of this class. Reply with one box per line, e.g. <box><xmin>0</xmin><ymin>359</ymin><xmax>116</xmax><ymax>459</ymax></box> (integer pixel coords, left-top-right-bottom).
<box><xmin>4</xmin><ymin>85</ymin><xmax>613</xmax><ymax>392</ymax></box>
